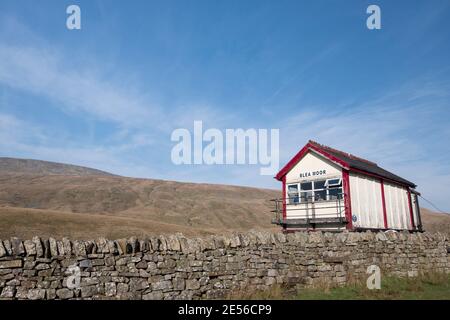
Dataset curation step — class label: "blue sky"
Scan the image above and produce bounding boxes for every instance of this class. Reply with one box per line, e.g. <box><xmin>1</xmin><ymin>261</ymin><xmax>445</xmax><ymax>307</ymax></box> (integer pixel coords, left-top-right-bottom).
<box><xmin>0</xmin><ymin>0</ymin><xmax>450</xmax><ymax>211</ymax></box>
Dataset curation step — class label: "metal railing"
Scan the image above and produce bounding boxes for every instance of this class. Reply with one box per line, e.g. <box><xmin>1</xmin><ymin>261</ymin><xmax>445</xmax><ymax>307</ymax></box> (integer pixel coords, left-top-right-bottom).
<box><xmin>271</xmin><ymin>194</ymin><xmax>346</xmax><ymax>227</ymax></box>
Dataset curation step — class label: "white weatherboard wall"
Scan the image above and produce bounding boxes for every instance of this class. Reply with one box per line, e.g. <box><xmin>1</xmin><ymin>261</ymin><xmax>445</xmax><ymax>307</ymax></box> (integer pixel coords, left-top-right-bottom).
<box><xmin>384</xmin><ymin>182</ymin><xmax>411</xmax><ymax>230</ymax></box>
<box><xmin>285</xmin><ymin>151</ymin><xmax>342</xmax><ymax>183</ymax></box>
<box><xmin>285</xmin><ymin>151</ymin><xmax>343</xmax><ymax>221</ymax></box>
<box><xmin>349</xmin><ymin>173</ymin><xmax>385</xmax><ymax>229</ymax></box>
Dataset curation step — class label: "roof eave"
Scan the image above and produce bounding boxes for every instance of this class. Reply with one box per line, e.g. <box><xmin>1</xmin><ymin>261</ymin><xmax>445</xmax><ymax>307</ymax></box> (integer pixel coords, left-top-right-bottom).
<box><xmin>275</xmin><ymin>142</ymin><xmax>417</xmax><ymax>189</ymax></box>
<box><xmin>274</xmin><ymin>142</ymin><xmax>349</xmax><ymax>181</ymax></box>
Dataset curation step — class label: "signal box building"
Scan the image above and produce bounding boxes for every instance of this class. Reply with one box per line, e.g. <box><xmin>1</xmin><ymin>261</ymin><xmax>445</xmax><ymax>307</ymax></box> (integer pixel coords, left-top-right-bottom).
<box><xmin>273</xmin><ymin>141</ymin><xmax>422</xmax><ymax>232</ymax></box>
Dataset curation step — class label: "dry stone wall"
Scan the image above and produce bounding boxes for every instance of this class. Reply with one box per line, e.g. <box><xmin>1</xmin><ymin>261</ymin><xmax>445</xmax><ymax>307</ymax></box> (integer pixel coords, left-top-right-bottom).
<box><xmin>0</xmin><ymin>231</ymin><xmax>449</xmax><ymax>300</ymax></box>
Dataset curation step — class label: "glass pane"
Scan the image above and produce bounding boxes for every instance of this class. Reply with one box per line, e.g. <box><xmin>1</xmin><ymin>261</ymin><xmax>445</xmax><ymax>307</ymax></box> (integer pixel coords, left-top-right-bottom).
<box><xmin>287</xmin><ymin>184</ymin><xmax>299</xmax><ymax>204</ymax></box>
<box><xmin>328</xmin><ymin>179</ymin><xmax>341</xmax><ymax>186</ymax></box>
<box><xmin>328</xmin><ymin>188</ymin><xmax>343</xmax><ymax>200</ymax></box>
<box><xmin>300</xmin><ymin>191</ymin><xmax>312</xmax><ymax>202</ymax></box>
<box><xmin>314</xmin><ymin>190</ymin><xmax>327</xmax><ymax>201</ymax></box>
<box><xmin>314</xmin><ymin>180</ymin><xmax>326</xmax><ymax>189</ymax></box>
<box><xmin>300</xmin><ymin>182</ymin><xmax>312</xmax><ymax>190</ymax></box>
<box><xmin>289</xmin><ymin>195</ymin><xmax>299</xmax><ymax>204</ymax></box>
<box><xmin>327</xmin><ymin>178</ymin><xmax>341</xmax><ymax>186</ymax></box>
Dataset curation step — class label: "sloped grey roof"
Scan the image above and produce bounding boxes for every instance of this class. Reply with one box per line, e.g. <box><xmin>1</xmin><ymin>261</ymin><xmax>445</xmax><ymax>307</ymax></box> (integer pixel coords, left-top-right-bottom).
<box><xmin>310</xmin><ymin>141</ymin><xmax>416</xmax><ymax>188</ymax></box>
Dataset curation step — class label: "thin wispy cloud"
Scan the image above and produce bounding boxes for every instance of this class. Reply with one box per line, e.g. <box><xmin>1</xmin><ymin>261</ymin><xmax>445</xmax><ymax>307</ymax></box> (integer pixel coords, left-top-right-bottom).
<box><xmin>0</xmin><ymin>44</ymin><xmax>161</xmax><ymax>129</ymax></box>
<box><xmin>0</xmin><ymin>1</ymin><xmax>449</xmax><ymax>213</ymax></box>
<box><xmin>260</xmin><ymin>43</ymin><xmax>342</xmax><ymax>107</ymax></box>
<box><xmin>276</xmin><ymin>79</ymin><xmax>450</xmax><ymax>211</ymax></box>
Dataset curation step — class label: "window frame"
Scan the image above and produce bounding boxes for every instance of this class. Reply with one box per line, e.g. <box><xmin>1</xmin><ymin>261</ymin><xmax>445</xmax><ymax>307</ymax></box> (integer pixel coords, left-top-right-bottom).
<box><xmin>286</xmin><ymin>177</ymin><xmax>343</xmax><ymax>204</ymax></box>
<box><xmin>325</xmin><ymin>178</ymin><xmax>341</xmax><ymax>187</ymax></box>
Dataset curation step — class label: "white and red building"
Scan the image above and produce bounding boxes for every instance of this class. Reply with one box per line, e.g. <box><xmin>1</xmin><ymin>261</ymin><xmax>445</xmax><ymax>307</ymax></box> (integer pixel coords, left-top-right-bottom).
<box><xmin>273</xmin><ymin>140</ymin><xmax>422</xmax><ymax>232</ymax></box>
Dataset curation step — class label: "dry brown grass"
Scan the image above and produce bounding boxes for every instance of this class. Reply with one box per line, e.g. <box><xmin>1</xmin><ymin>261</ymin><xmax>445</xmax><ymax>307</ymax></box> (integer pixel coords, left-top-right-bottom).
<box><xmin>0</xmin><ymin>162</ymin><xmax>448</xmax><ymax>238</ymax></box>
<box><xmin>0</xmin><ymin>206</ymin><xmax>218</xmax><ymax>239</ymax></box>
<box><xmin>0</xmin><ymin>172</ymin><xmax>279</xmax><ymax>239</ymax></box>
<box><xmin>420</xmin><ymin>208</ymin><xmax>450</xmax><ymax>234</ymax></box>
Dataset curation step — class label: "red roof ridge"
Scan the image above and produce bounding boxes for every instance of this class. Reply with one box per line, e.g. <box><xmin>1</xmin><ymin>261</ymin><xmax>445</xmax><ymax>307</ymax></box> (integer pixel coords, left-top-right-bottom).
<box><xmin>308</xmin><ymin>140</ymin><xmax>378</xmax><ymax>167</ymax></box>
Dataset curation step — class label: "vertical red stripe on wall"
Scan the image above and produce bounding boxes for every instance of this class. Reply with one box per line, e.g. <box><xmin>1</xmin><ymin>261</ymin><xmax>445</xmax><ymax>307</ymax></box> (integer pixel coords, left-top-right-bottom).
<box><xmin>282</xmin><ymin>176</ymin><xmax>287</xmax><ymax>231</ymax></box>
<box><xmin>380</xmin><ymin>179</ymin><xmax>388</xmax><ymax>229</ymax></box>
<box><xmin>407</xmin><ymin>189</ymin><xmax>416</xmax><ymax>230</ymax></box>
<box><xmin>342</xmin><ymin>169</ymin><xmax>353</xmax><ymax>230</ymax></box>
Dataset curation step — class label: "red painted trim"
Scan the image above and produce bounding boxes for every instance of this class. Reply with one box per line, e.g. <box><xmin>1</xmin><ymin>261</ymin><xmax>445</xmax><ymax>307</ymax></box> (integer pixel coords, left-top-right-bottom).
<box><xmin>380</xmin><ymin>179</ymin><xmax>388</xmax><ymax>229</ymax></box>
<box><xmin>275</xmin><ymin>141</ymin><xmax>416</xmax><ymax>189</ymax></box>
<box><xmin>282</xmin><ymin>175</ymin><xmax>286</xmax><ymax>230</ymax></box>
<box><xmin>275</xmin><ymin>142</ymin><xmax>349</xmax><ymax>181</ymax></box>
<box><xmin>275</xmin><ymin>144</ymin><xmax>309</xmax><ymax>181</ymax></box>
<box><xmin>407</xmin><ymin>189</ymin><xmax>416</xmax><ymax>230</ymax></box>
<box><xmin>349</xmin><ymin>167</ymin><xmax>412</xmax><ymax>189</ymax></box>
<box><xmin>342</xmin><ymin>169</ymin><xmax>353</xmax><ymax>230</ymax></box>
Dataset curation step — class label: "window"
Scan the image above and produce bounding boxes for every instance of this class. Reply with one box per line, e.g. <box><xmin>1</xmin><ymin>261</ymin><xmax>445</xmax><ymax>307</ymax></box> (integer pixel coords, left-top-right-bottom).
<box><xmin>326</xmin><ymin>178</ymin><xmax>341</xmax><ymax>186</ymax></box>
<box><xmin>300</xmin><ymin>182</ymin><xmax>312</xmax><ymax>202</ymax></box>
<box><xmin>314</xmin><ymin>190</ymin><xmax>327</xmax><ymax>201</ymax></box>
<box><xmin>300</xmin><ymin>182</ymin><xmax>312</xmax><ymax>190</ymax></box>
<box><xmin>300</xmin><ymin>191</ymin><xmax>313</xmax><ymax>202</ymax></box>
<box><xmin>286</xmin><ymin>178</ymin><xmax>343</xmax><ymax>203</ymax></box>
<box><xmin>287</xmin><ymin>184</ymin><xmax>299</xmax><ymax>204</ymax></box>
<box><xmin>328</xmin><ymin>188</ymin><xmax>341</xmax><ymax>199</ymax></box>
<box><xmin>326</xmin><ymin>178</ymin><xmax>343</xmax><ymax>200</ymax></box>
<box><xmin>313</xmin><ymin>180</ymin><xmax>327</xmax><ymax>201</ymax></box>
<box><xmin>314</xmin><ymin>180</ymin><xmax>326</xmax><ymax>189</ymax></box>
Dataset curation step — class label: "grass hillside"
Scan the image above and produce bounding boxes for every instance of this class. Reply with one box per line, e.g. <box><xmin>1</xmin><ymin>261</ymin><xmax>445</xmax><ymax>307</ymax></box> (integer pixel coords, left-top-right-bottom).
<box><xmin>0</xmin><ymin>157</ymin><xmax>448</xmax><ymax>239</ymax></box>
<box><xmin>419</xmin><ymin>208</ymin><xmax>450</xmax><ymax>234</ymax></box>
<box><xmin>0</xmin><ymin>157</ymin><xmax>279</xmax><ymax>238</ymax></box>
<box><xmin>0</xmin><ymin>157</ymin><xmax>114</xmax><ymax>176</ymax></box>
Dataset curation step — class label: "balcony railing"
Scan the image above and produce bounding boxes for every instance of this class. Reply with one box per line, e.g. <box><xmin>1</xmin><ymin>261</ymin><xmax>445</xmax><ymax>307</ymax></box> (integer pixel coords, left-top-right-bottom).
<box><xmin>271</xmin><ymin>194</ymin><xmax>347</xmax><ymax>228</ymax></box>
